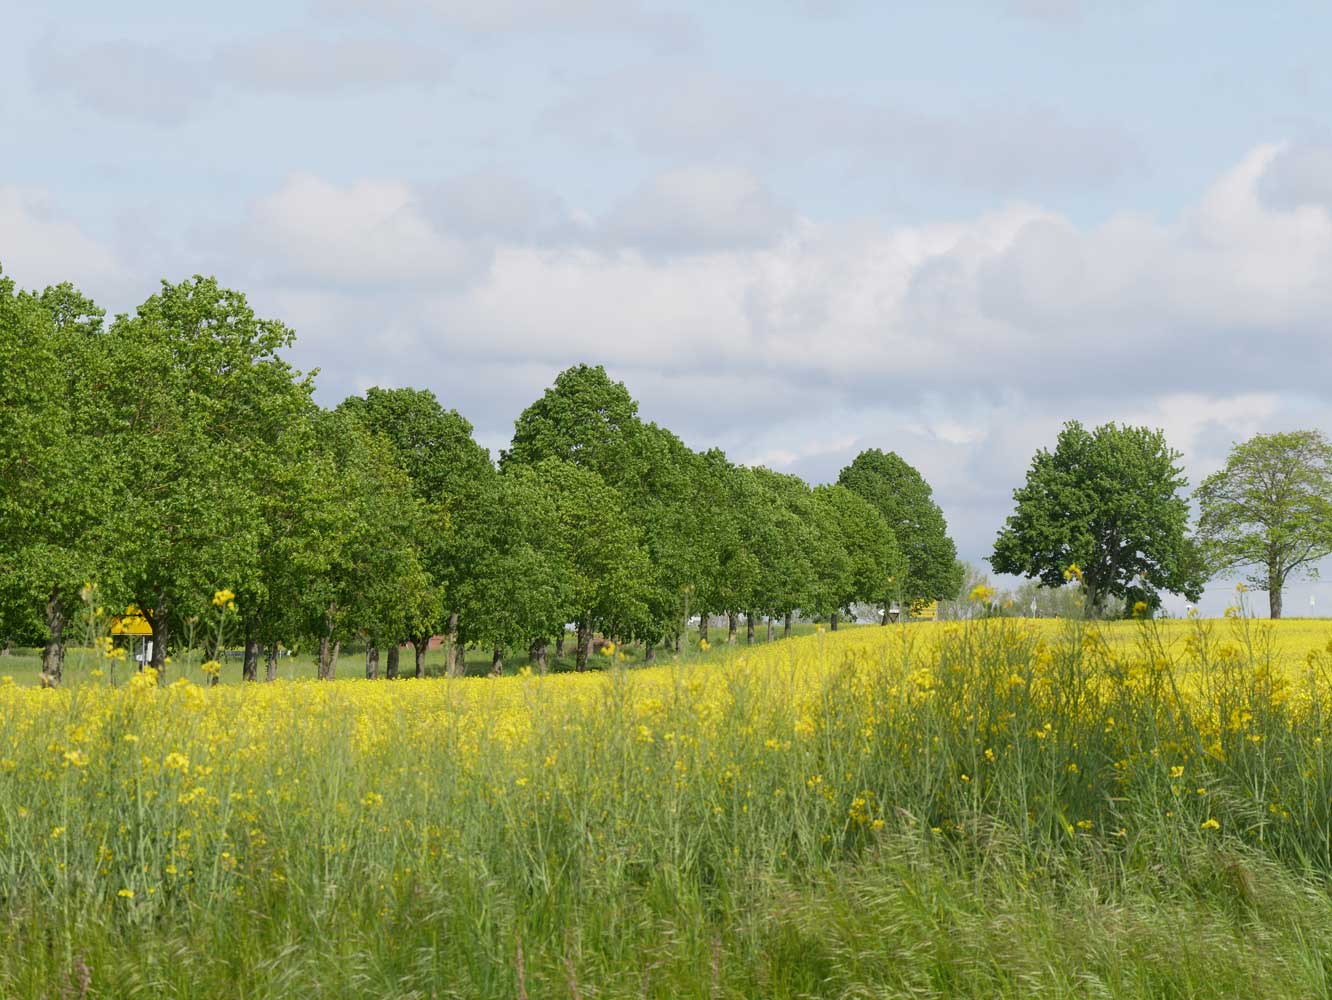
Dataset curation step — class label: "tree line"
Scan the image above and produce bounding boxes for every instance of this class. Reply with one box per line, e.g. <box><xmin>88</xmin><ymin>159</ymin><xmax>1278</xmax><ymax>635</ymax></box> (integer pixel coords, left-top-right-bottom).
<box><xmin>0</xmin><ymin>271</ymin><xmax>963</xmax><ymax>684</ymax></box>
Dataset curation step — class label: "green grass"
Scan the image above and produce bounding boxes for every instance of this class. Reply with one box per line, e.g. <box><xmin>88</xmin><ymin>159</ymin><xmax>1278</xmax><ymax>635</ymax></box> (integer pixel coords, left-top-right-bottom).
<box><xmin>0</xmin><ymin>619</ymin><xmax>840</xmax><ymax>686</ymax></box>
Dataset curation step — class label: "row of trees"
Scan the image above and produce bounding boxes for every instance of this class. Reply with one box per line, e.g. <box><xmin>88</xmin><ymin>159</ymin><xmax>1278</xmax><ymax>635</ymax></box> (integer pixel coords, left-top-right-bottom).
<box><xmin>991</xmin><ymin>420</ymin><xmax>1332</xmax><ymax>619</ymax></box>
<box><xmin>0</xmin><ymin>270</ymin><xmax>963</xmax><ymax>683</ymax></box>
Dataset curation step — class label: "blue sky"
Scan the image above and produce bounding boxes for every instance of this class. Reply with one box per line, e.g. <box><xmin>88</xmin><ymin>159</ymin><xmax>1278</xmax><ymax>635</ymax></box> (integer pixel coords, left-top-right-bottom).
<box><xmin>4</xmin><ymin>0</ymin><xmax>1332</xmax><ymax>614</ymax></box>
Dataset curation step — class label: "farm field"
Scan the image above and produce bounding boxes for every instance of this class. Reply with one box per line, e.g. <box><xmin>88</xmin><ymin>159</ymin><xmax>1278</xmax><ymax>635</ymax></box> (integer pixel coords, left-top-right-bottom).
<box><xmin>6</xmin><ymin>614</ymin><xmax>1332</xmax><ymax>997</ymax></box>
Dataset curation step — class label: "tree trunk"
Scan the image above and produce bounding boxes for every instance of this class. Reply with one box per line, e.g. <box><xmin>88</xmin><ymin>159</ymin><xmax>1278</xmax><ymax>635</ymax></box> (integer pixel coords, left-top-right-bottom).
<box><xmin>531</xmin><ymin>637</ymin><xmax>549</xmax><ymax>674</ymax></box>
<box><xmin>265</xmin><ymin>643</ymin><xmax>279</xmax><ymax>682</ymax></box>
<box><xmin>645</xmin><ymin>641</ymin><xmax>656</xmax><ymax>664</ymax></box>
<box><xmin>242</xmin><ymin>636</ymin><xmax>259</xmax><ymax>682</ymax></box>
<box><xmin>386</xmin><ymin>643</ymin><xmax>400</xmax><ymax>680</ymax></box>
<box><xmin>491</xmin><ymin>647</ymin><xmax>504</xmax><ymax>676</ymax></box>
<box><xmin>366</xmin><ymin>645</ymin><xmax>380</xmax><ymax>680</ymax></box>
<box><xmin>746</xmin><ymin>613</ymin><xmax>756</xmax><ymax>645</ymax></box>
<box><xmin>727</xmin><ymin>612</ymin><xmax>737</xmax><ymax>644</ymax></box>
<box><xmin>784</xmin><ymin>611</ymin><xmax>792</xmax><ymax>639</ymax></box>
<box><xmin>148</xmin><ymin>594</ymin><xmax>170</xmax><ymax>683</ymax></box>
<box><xmin>575</xmin><ymin>619</ymin><xmax>592</xmax><ymax>672</ymax></box>
<box><xmin>41</xmin><ymin>586</ymin><xmax>66</xmax><ymax>686</ymax></box>
<box><xmin>555</xmin><ymin>632</ymin><xmax>565</xmax><ymax>660</ymax></box>
<box><xmin>882</xmin><ymin>603</ymin><xmax>890</xmax><ymax>625</ymax></box>
<box><xmin>331</xmin><ymin>641</ymin><xmax>341</xmax><ymax>676</ymax></box>
<box><xmin>445</xmin><ymin>613</ymin><xmax>460</xmax><ymax>677</ymax></box>
<box><xmin>318</xmin><ymin>635</ymin><xmax>333</xmax><ymax>680</ymax></box>
<box><xmin>830</xmin><ymin>612</ymin><xmax>839</xmax><ymax>632</ymax></box>
<box><xmin>1</xmin><ymin>637</ymin><xmax>11</xmax><ymax>656</ymax></box>
<box><xmin>766</xmin><ymin>617</ymin><xmax>774</xmax><ymax>643</ymax></box>
<box><xmin>413</xmin><ymin>637</ymin><xmax>428</xmax><ymax>679</ymax></box>
<box><xmin>1270</xmin><ymin>581</ymin><xmax>1283</xmax><ymax>619</ymax></box>
<box><xmin>699</xmin><ymin>616</ymin><xmax>709</xmax><ymax>644</ymax></box>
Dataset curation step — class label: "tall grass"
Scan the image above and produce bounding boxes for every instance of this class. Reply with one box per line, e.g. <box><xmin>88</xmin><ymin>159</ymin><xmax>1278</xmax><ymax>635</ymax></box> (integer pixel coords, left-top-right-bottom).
<box><xmin>3</xmin><ymin>610</ymin><xmax>1332</xmax><ymax>997</ymax></box>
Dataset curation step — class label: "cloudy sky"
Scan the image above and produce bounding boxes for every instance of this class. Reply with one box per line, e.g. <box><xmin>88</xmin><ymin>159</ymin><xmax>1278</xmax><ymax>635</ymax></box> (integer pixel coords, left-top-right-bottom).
<box><xmin>4</xmin><ymin>0</ymin><xmax>1332</xmax><ymax>614</ymax></box>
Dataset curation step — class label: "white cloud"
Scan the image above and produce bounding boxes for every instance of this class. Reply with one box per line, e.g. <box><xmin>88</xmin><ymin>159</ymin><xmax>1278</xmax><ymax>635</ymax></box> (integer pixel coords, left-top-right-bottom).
<box><xmin>217</xmin><ymin>34</ymin><xmax>452</xmax><ymax>94</ymax></box>
<box><xmin>316</xmin><ymin>0</ymin><xmax>696</xmax><ymax>46</ymax></box>
<box><xmin>0</xmin><ymin>188</ymin><xmax>127</xmax><ymax>292</ymax></box>
<box><xmin>603</xmin><ymin>165</ymin><xmax>793</xmax><ymax>254</ymax></box>
<box><xmin>28</xmin><ymin>38</ymin><xmax>211</xmax><ymax>125</ymax></box>
<box><xmin>239</xmin><ymin>175</ymin><xmax>480</xmax><ymax>289</ymax></box>
<box><xmin>545</xmin><ymin>68</ymin><xmax>1135</xmax><ymax>194</ymax></box>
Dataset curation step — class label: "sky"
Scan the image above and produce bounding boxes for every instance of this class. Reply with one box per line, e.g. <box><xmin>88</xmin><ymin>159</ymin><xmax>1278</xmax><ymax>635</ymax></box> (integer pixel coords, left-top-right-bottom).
<box><xmin>4</xmin><ymin>0</ymin><xmax>1332</xmax><ymax>615</ymax></box>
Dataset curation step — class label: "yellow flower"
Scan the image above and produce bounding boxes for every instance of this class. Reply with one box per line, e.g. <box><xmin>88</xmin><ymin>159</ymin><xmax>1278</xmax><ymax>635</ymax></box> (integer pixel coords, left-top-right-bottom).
<box><xmin>968</xmin><ymin>584</ymin><xmax>996</xmax><ymax>603</ymax></box>
<box><xmin>1201</xmin><ymin>818</ymin><xmax>1220</xmax><ymax>831</ymax></box>
<box><xmin>212</xmin><ymin>589</ymin><xmax>236</xmax><ymax>609</ymax></box>
<box><xmin>201</xmin><ymin>660</ymin><xmax>222</xmax><ymax>678</ymax></box>
<box><xmin>1169</xmin><ymin>765</ymin><xmax>1184</xmax><ymax>778</ymax></box>
<box><xmin>1063</xmin><ymin>563</ymin><xmax>1083</xmax><ymax>583</ymax></box>
<box><xmin>1132</xmin><ymin>601</ymin><xmax>1148</xmax><ymax>617</ymax></box>
<box><xmin>600</xmin><ymin>641</ymin><xmax>616</xmax><ymax>657</ymax></box>
<box><xmin>117</xmin><ymin>888</ymin><xmax>135</xmax><ymax>899</ymax></box>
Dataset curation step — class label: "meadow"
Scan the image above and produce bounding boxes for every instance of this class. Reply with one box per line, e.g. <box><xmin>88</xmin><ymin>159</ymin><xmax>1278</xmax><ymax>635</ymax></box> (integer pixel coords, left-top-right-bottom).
<box><xmin>6</xmin><ymin>610</ymin><xmax>1332</xmax><ymax>997</ymax></box>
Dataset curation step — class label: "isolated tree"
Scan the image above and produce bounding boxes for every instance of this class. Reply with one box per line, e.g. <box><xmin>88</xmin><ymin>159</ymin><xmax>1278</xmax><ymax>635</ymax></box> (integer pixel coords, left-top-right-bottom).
<box><xmin>837</xmin><ymin>449</ymin><xmax>961</xmax><ymax>614</ymax></box>
<box><xmin>1196</xmin><ymin>430</ymin><xmax>1332</xmax><ymax>618</ymax></box>
<box><xmin>991</xmin><ymin>420</ymin><xmax>1204</xmax><ymax>614</ymax></box>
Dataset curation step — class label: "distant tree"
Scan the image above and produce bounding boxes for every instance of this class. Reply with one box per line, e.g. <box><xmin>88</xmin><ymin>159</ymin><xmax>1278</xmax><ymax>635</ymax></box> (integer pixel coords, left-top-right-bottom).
<box><xmin>837</xmin><ymin>449</ymin><xmax>961</xmax><ymax>615</ymax></box>
<box><xmin>101</xmin><ymin>276</ymin><xmax>314</xmax><ymax>680</ymax></box>
<box><xmin>991</xmin><ymin>420</ymin><xmax>1204</xmax><ymax>615</ymax></box>
<box><xmin>813</xmin><ymin>484</ymin><xmax>905</xmax><ymax>629</ymax></box>
<box><xmin>749</xmin><ymin>468</ymin><xmax>818</xmax><ymax>641</ymax></box>
<box><xmin>302</xmin><ymin>410</ymin><xmax>430</xmax><ymax>679</ymax></box>
<box><xmin>338</xmin><ymin>387</ymin><xmax>493</xmax><ymax>674</ymax></box>
<box><xmin>503</xmin><ymin>364</ymin><xmax>641</xmax><ymax>485</ymax></box>
<box><xmin>0</xmin><ymin>274</ymin><xmax>113</xmax><ymax>682</ymax></box>
<box><xmin>535</xmin><ymin>459</ymin><xmax>650</xmax><ymax>670</ymax></box>
<box><xmin>461</xmin><ymin>465</ymin><xmax>569</xmax><ymax>674</ymax></box>
<box><xmin>1196</xmin><ymin>430</ymin><xmax>1332</xmax><ymax>619</ymax></box>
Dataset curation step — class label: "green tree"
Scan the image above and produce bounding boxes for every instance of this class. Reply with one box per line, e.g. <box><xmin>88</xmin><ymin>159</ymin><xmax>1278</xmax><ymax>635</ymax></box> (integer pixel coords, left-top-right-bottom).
<box><xmin>301</xmin><ymin>409</ymin><xmax>430</xmax><ymax>679</ymax></box>
<box><xmin>338</xmin><ymin>387</ymin><xmax>493</xmax><ymax>674</ymax></box>
<box><xmin>535</xmin><ymin>458</ymin><xmax>650</xmax><ymax>670</ymax></box>
<box><xmin>1196</xmin><ymin>430</ymin><xmax>1332</xmax><ymax>619</ymax></box>
<box><xmin>837</xmin><ymin>449</ymin><xmax>961</xmax><ymax>616</ymax></box>
<box><xmin>101</xmin><ymin>276</ymin><xmax>314</xmax><ymax>680</ymax></box>
<box><xmin>991</xmin><ymin>420</ymin><xmax>1204</xmax><ymax>615</ymax></box>
<box><xmin>0</xmin><ymin>273</ymin><xmax>117</xmax><ymax>683</ymax></box>
<box><xmin>503</xmin><ymin>364</ymin><xmax>640</xmax><ymax>485</ymax></box>
<box><xmin>813</xmin><ymin>484</ymin><xmax>905</xmax><ymax>629</ymax></box>
<box><xmin>749</xmin><ymin>467</ymin><xmax>818</xmax><ymax>640</ymax></box>
<box><xmin>460</xmin><ymin>465</ymin><xmax>569</xmax><ymax>674</ymax></box>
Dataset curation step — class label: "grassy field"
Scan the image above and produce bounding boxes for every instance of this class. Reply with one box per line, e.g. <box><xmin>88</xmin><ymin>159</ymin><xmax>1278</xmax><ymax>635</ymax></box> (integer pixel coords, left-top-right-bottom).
<box><xmin>0</xmin><ymin>620</ymin><xmax>835</xmax><ymax>687</ymax></box>
<box><xmin>5</xmin><ymin>613</ymin><xmax>1332</xmax><ymax>997</ymax></box>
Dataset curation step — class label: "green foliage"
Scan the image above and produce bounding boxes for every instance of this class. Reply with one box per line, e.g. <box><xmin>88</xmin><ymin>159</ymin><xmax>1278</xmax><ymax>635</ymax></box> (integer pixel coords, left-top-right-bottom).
<box><xmin>536</xmin><ymin>458</ymin><xmax>651</xmax><ymax>659</ymax></box>
<box><xmin>502</xmin><ymin>363</ymin><xmax>640</xmax><ymax>485</ymax></box>
<box><xmin>837</xmin><ymin>448</ymin><xmax>960</xmax><ymax>604</ymax></box>
<box><xmin>991</xmin><ymin>420</ymin><xmax>1204</xmax><ymax>614</ymax></box>
<box><xmin>1196</xmin><ymin>430</ymin><xmax>1332</xmax><ymax>618</ymax></box>
<box><xmin>813</xmin><ymin>484</ymin><xmax>905</xmax><ymax>621</ymax></box>
<box><xmin>98</xmin><ymin>276</ymin><xmax>315</xmax><ymax>675</ymax></box>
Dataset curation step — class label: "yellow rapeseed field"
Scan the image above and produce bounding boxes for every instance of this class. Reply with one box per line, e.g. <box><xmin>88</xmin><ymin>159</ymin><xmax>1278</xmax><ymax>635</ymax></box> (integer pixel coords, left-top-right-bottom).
<box><xmin>5</xmin><ymin>612</ymin><xmax>1332</xmax><ymax>995</ymax></box>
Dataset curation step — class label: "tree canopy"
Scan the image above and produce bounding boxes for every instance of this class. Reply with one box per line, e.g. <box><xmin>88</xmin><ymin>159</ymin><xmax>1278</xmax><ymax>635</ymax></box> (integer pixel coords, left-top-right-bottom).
<box><xmin>990</xmin><ymin>420</ymin><xmax>1204</xmax><ymax>615</ymax></box>
<box><xmin>1196</xmin><ymin>430</ymin><xmax>1332</xmax><ymax>618</ymax></box>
